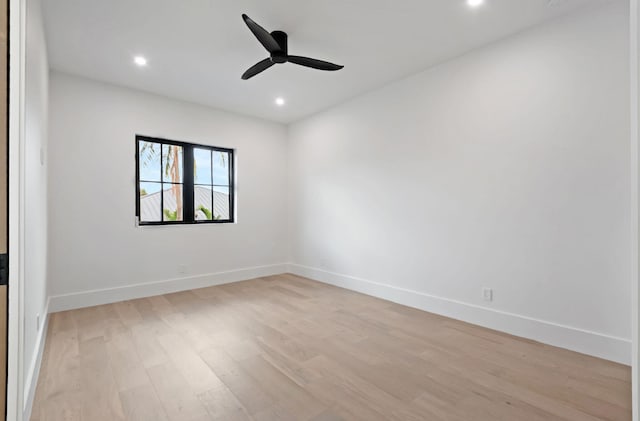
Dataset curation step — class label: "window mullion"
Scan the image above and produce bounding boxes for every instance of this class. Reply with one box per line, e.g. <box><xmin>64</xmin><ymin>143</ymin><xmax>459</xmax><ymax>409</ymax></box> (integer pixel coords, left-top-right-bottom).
<box><xmin>183</xmin><ymin>145</ymin><xmax>195</xmax><ymax>223</ymax></box>
<box><xmin>214</xmin><ymin>149</ymin><xmax>216</xmax><ymax>221</ymax></box>
<box><xmin>160</xmin><ymin>143</ymin><xmax>164</xmax><ymax>222</ymax></box>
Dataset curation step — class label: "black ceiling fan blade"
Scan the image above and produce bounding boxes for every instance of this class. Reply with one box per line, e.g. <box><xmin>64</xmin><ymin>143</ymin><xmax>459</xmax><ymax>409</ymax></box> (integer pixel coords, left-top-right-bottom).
<box><xmin>242</xmin><ymin>58</ymin><xmax>275</xmax><ymax>80</ymax></box>
<box><xmin>288</xmin><ymin>56</ymin><xmax>344</xmax><ymax>71</ymax></box>
<box><xmin>242</xmin><ymin>14</ymin><xmax>281</xmax><ymax>54</ymax></box>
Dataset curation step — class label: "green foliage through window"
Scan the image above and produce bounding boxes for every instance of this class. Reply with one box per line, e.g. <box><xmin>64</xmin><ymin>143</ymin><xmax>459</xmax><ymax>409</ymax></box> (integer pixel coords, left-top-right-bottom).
<box><xmin>163</xmin><ymin>209</ymin><xmax>178</xmax><ymax>221</ymax></box>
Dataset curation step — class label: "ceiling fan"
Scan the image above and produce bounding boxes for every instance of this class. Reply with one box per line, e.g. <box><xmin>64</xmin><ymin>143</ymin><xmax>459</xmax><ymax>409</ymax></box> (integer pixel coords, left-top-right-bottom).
<box><xmin>241</xmin><ymin>14</ymin><xmax>344</xmax><ymax>80</ymax></box>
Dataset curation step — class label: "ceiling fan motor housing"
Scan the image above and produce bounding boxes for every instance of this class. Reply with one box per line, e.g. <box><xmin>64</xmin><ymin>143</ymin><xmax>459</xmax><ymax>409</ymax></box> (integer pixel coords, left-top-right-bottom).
<box><xmin>270</xmin><ymin>30</ymin><xmax>288</xmax><ymax>63</ymax></box>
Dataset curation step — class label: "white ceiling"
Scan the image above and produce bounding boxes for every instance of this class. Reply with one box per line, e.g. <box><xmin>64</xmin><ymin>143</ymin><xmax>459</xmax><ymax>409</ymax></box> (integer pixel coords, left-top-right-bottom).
<box><xmin>42</xmin><ymin>0</ymin><xmax>605</xmax><ymax>124</ymax></box>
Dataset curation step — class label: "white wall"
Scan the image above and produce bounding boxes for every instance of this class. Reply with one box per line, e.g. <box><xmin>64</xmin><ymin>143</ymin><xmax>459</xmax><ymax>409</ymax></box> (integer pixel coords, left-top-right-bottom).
<box><xmin>288</xmin><ymin>2</ymin><xmax>631</xmax><ymax>363</ymax></box>
<box><xmin>47</xmin><ymin>72</ymin><xmax>288</xmax><ymax>307</ymax></box>
<box><xmin>23</xmin><ymin>0</ymin><xmax>48</xmax><ymax>410</ymax></box>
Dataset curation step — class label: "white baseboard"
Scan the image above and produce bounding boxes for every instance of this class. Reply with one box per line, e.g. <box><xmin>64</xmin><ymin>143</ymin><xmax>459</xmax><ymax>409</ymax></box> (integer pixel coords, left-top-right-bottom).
<box><xmin>49</xmin><ymin>263</ymin><xmax>288</xmax><ymax>313</ymax></box>
<box><xmin>288</xmin><ymin>263</ymin><xmax>631</xmax><ymax>365</ymax></box>
<box><xmin>23</xmin><ymin>298</ymin><xmax>50</xmax><ymax>421</ymax></box>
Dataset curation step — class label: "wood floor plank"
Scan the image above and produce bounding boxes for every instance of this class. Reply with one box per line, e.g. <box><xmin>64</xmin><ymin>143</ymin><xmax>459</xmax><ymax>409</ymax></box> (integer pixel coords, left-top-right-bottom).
<box><xmin>36</xmin><ymin>328</ymin><xmax>83</xmax><ymax>421</ymax></box>
<box><xmin>32</xmin><ymin>275</ymin><xmax>632</xmax><ymax>421</ymax></box>
<box><xmin>106</xmin><ymin>331</ymin><xmax>151</xmax><ymax>392</ymax></box>
<box><xmin>196</xmin><ymin>386</ymin><xmax>252</xmax><ymax>421</ymax></box>
<box><xmin>146</xmin><ymin>362</ymin><xmax>211</xmax><ymax>421</ymax></box>
<box><xmin>71</xmin><ymin>305</ymin><xmax>106</xmax><ymax>343</ymax></box>
<box><xmin>238</xmin><ymin>354</ymin><xmax>327</xmax><ymax>419</ymax></box>
<box><xmin>199</xmin><ymin>346</ymin><xmax>275</xmax><ymax>415</ymax></box>
<box><xmin>156</xmin><ymin>332</ymin><xmax>224</xmax><ymax>394</ymax></box>
<box><xmin>78</xmin><ymin>337</ymin><xmax>125</xmax><ymax>421</ymax></box>
<box><xmin>113</xmin><ymin>300</ymin><xmax>144</xmax><ymax>327</ymax></box>
<box><xmin>119</xmin><ymin>384</ymin><xmax>169</xmax><ymax>421</ymax></box>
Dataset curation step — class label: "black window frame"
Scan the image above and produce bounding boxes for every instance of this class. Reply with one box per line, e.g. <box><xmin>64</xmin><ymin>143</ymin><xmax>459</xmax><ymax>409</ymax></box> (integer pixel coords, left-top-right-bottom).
<box><xmin>135</xmin><ymin>135</ymin><xmax>235</xmax><ymax>226</ymax></box>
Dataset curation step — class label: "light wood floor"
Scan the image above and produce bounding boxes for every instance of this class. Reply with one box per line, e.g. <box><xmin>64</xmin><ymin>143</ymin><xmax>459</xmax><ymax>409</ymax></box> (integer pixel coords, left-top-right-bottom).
<box><xmin>31</xmin><ymin>274</ymin><xmax>631</xmax><ymax>421</ymax></box>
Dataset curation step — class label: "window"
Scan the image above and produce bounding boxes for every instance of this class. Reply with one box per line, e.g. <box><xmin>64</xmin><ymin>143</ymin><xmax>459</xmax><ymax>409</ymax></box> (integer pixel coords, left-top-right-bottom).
<box><xmin>136</xmin><ymin>135</ymin><xmax>234</xmax><ymax>225</ymax></box>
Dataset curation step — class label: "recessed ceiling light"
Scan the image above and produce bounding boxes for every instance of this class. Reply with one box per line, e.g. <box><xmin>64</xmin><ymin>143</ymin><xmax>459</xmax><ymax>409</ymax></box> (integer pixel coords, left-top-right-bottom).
<box><xmin>467</xmin><ymin>0</ymin><xmax>484</xmax><ymax>7</ymax></box>
<box><xmin>134</xmin><ymin>56</ymin><xmax>148</xmax><ymax>67</ymax></box>
<box><xmin>275</xmin><ymin>97</ymin><xmax>285</xmax><ymax>106</ymax></box>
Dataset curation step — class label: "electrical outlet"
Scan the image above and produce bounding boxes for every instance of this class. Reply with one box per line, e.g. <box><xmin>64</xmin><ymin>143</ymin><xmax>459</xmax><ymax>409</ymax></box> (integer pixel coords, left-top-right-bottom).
<box><xmin>482</xmin><ymin>288</ymin><xmax>493</xmax><ymax>302</ymax></box>
<box><xmin>36</xmin><ymin>313</ymin><xmax>40</xmax><ymax>331</ymax></box>
<box><xmin>178</xmin><ymin>264</ymin><xmax>187</xmax><ymax>275</ymax></box>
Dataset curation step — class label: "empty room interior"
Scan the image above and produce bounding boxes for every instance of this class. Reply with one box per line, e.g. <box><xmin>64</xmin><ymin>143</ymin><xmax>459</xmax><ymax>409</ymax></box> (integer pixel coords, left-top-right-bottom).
<box><xmin>6</xmin><ymin>0</ymin><xmax>640</xmax><ymax>419</ymax></box>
